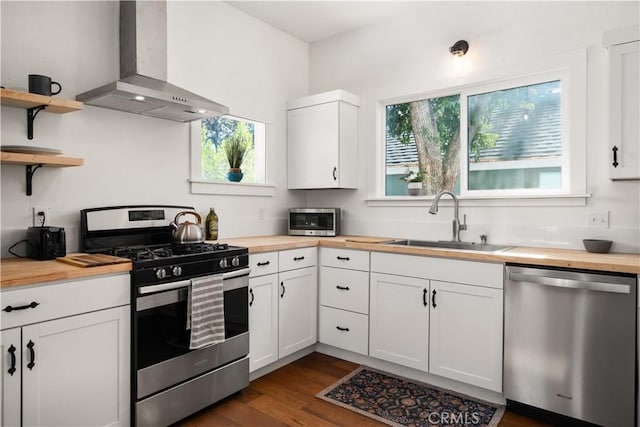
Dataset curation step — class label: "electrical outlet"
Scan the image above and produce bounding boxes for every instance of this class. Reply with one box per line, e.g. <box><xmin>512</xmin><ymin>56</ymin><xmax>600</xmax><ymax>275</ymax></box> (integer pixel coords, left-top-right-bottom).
<box><xmin>259</xmin><ymin>208</ymin><xmax>265</xmax><ymax>220</ymax></box>
<box><xmin>587</xmin><ymin>211</ymin><xmax>609</xmax><ymax>228</ymax></box>
<box><xmin>32</xmin><ymin>207</ymin><xmax>51</xmax><ymax>227</ymax></box>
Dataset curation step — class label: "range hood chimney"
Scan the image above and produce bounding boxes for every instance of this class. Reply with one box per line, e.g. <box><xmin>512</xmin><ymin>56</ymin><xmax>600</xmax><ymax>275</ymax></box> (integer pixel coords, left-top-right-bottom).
<box><xmin>76</xmin><ymin>1</ymin><xmax>228</xmax><ymax>122</ymax></box>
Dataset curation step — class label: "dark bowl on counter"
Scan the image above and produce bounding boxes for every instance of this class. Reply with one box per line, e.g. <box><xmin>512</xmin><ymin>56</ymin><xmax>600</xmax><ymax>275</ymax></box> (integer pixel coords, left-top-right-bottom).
<box><xmin>583</xmin><ymin>239</ymin><xmax>613</xmax><ymax>254</ymax></box>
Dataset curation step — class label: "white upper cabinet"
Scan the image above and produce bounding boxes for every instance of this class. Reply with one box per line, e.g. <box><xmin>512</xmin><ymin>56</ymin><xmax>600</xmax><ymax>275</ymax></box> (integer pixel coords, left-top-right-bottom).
<box><xmin>605</xmin><ymin>26</ymin><xmax>640</xmax><ymax>180</ymax></box>
<box><xmin>287</xmin><ymin>90</ymin><xmax>359</xmax><ymax>189</ymax></box>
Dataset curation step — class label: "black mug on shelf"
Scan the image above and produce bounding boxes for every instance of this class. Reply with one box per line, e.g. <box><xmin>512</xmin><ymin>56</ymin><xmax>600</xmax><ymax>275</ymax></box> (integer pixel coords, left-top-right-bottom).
<box><xmin>28</xmin><ymin>74</ymin><xmax>62</xmax><ymax>96</ymax></box>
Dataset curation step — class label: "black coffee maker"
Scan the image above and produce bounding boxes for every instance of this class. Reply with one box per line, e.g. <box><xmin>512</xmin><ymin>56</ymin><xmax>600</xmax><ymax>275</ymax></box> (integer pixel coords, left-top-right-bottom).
<box><xmin>27</xmin><ymin>226</ymin><xmax>66</xmax><ymax>260</ymax></box>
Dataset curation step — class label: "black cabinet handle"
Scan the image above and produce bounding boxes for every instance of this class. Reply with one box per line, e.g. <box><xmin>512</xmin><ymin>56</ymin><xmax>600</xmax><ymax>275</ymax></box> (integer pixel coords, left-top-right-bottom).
<box><xmin>423</xmin><ymin>288</ymin><xmax>428</xmax><ymax>307</ymax></box>
<box><xmin>280</xmin><ymin>282</ymin><xmax>285</xmax><ymax>298</ymax></box>
<box><xmin>336</xmin><ymin>256</ymin><xmax>350</xmax><ymax>261</ymax></box>
<box><xmin>332</xmin><ymin>167</ymin><xmax>337</xmax><ymax>181</ymax></box>
<box><xmin>256</xmin><ymin>261</ymin><xmax>270</xmax><ymax>267</ymax></box>
<box><xmin>293</xmin><ymin>256</ymin><xmax>305</xmax><ymax>261</ymax></box>
<box><xmin>612</xmin><ymin>146</ymin><xmax>619</xmax><ymax>168</ymax></box>
<box><xmin>336</xmin><ymin>285</ymin><xmax>350</xmax><ymax>291</ymax></box>
<box><xmin>26</xmin><ymin>340</ymin><xmax>35</xmax><ymax>370</ymax></box>
<box><xmin>7</xmin><ymin>345</ymin><xmax>16</xmax><ymax>376</ymax></box>
<box><xmin>336</xmin><ymin>326</ymin><xmax>350</xmax><ymax>332</ymax></box>
<box><xmin>249</xmin><ymin>288</ymin><xmax>255</xmax><ymax>307</ymax></box>
<box><xmin>3</xmin><ymin>301</ymin><xmax>39</xmax><ymax>312</ymax></box>
<box><xmin>432</xmin><ymin>289</ymin><xmax>437</xmax><ymax>308</ymax></box>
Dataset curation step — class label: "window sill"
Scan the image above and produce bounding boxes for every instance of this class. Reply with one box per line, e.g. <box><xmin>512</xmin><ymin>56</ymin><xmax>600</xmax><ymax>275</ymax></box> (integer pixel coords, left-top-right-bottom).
<box><xmin>190</xmin><ymin>180</ymin><xmax>276</xmax><ymax>197</ymax></box>
<box><xmin>366</xmin><ymin>193</ymin><xmax>591</xmax><ymax>207</ymax></box>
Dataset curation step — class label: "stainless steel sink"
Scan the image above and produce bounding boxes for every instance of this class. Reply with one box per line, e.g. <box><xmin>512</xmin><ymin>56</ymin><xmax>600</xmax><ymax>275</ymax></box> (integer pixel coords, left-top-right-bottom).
<box><xmin>382</xmin><ymin>239</ymin><xmax>512</xmax><ymax>252</ymax></box>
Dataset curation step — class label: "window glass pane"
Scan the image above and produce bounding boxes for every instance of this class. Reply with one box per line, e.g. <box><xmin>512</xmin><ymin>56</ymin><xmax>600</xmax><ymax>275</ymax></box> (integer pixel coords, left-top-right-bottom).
<box><xmin>201</xmin><ymin>116</ymin><xmax>265</xmax><ymax>183</ymax></box>
<box><xmin>385</xmin><ymin>95</ymin><xmax>461</xmax><ymax>196</ymax></box>
<box><xmin>467</xmin><ymin>80</ymin><xmax>562</xmax><ymax>191</ymax></box>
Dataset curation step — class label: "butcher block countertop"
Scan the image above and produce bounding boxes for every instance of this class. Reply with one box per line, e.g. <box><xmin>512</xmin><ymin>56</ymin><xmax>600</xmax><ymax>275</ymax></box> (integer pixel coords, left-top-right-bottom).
<box><xmin>1</xmin><ymin>254</ymin><xmax>132</xmax><ymax>289</ymax></box>
<box><xmin>2</xmin><ymin>236</ymin><xmax>639</xmax><ymax>289</ymax></box>
<box><xmin>220</xmin><ymin>235</ymin><xmax>640</xmax><ymax>275</ymax></box>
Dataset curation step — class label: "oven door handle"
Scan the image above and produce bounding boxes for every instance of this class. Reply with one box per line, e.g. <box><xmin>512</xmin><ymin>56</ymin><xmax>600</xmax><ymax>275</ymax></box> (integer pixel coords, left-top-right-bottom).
<box><xmin>137</xmin><ymin>267</ymin><xmax>251</xmax><ymax>295</ymax></box>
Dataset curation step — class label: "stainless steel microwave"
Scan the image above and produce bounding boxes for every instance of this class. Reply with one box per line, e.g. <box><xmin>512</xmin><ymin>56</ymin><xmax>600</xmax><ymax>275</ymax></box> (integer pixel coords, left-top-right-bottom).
<box><xmin>288</xmin><ymin>208</ymin><xmax>341</xmax><ymax>236</ymax></box>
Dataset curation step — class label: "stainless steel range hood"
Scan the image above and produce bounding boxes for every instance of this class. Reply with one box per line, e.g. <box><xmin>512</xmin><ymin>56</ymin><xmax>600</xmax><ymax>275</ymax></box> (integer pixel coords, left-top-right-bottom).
<box><xmin>76</xmin><ymin>1</ymin><xmax>228</xmax><ymax>122</ymax></box>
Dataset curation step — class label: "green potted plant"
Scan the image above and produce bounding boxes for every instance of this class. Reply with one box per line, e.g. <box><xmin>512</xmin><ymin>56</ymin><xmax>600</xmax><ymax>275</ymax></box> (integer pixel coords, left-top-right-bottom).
<box><xmin>222</xmin><ymin>125</ymin><xmax>250</xmax><ymax>182</ymax></box>
<box><xmin>401</xmin><ymin>168</ymin><xmax>425</xmax><ymax>196</ymax></box>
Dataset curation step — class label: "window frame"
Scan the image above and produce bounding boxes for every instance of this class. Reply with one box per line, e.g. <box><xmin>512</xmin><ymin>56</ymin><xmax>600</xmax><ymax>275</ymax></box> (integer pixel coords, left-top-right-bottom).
<box><xmin>189</xmin><ymin>115</ymin><xmax>274</xmax><ymax>197</ymax></box>
<box><xmin>372</xmin><ymin>49</ymin><xmax>588</xmax><ymax>207</ymax></box>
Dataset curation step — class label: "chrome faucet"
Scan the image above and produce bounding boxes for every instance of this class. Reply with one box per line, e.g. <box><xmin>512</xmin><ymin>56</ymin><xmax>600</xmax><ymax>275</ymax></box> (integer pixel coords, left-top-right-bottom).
<box><xmin>428</xmin><ymin>190</ymin><xmax>467</xmax><ymax>242</ymax></box>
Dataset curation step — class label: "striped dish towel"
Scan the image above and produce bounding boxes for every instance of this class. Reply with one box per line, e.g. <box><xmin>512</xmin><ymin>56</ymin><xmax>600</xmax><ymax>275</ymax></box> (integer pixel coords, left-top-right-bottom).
<box><xmin>186</xmin><ymin>274</ymin><xmax>225</xmax><ymax>349</ymax></box>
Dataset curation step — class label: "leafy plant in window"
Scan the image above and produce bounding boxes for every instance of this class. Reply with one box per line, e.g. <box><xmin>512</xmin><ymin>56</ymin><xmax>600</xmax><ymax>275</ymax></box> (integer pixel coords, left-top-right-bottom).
<box><xmin>222</xmin><ymin>122</ymin><xmax>251</xmax><ymax>182</ymax></box>
<box><xmin>201</xmin><ymin>116</ymin><xmax>256</xmax><ymax>183</ymax></box>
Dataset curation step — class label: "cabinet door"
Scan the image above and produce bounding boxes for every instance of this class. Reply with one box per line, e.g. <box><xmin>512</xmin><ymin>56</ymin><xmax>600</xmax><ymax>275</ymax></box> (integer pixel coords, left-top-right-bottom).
<box><xmin>610</xmin><ymin>40</ymin><xmax>640</xmax><ymax>180</ymax></box>
<box><xmin>249</xmin><ymin>273</ymin><xmax>279</xmax><ymax>372</ymax></box>
<box><xmin>1</xmin><ymin>328</ymin><xmax>21</xmax><ymax>427</ymax></box>
<box><xmin>278</xmin><ymin>266</ymin><xmax>318</xmax><ymax>358</ymax></box>
<box><xmin>429</xmin><ymin>281</ymin><xmax>503</xmax><ymax>392</ymax></box>
<box><xmin>287</xmin><ymin>102</ymin><xmax>340</xmax><ymax>189</ymax></box>
<box><xmin>22</xmin><ymin>306</ymin><xmax>130</xmax><ymax>427</ymax></box>
<box><xmin>369</xmin><ymin>273</ymin><xmax>429</xmax><ymax>371</ymax></box>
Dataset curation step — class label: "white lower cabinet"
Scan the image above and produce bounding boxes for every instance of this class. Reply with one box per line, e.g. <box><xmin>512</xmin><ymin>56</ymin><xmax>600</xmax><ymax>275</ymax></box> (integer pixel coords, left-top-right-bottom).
<box><xmin>369</xmin><ymin>272</ymin><xmax>429</xmax><ymax>371</ymax></box>
<box><xmin>278</xmin><ymin>266</ymin><xmax>318</xmax><ymax>358</ymax></box>
<box><xmin>1</xmin><ymin>274</ymin><xmax>130</xmax><ymax>427</ymax></box>
<box><xmin>249</xmin><ymin>248</ymin><xmax>318</xmax><ymax>371</ymax></box>
<box><xmin>1</xmin><ymin>328</ymin><xmax>21</xmax><ymax>427</ymax></box>
<box><xmin>369</xmin><ymin>252</ymin><xmax>504</xmax><ymax>392</ymax></box>
<box><xmin>248</xmin><ymin>273</ymin><xmax>279</xmax><ymax>372</ymax></box>
<box><xmin>429</xmin><ymin>281</ymin><xmax>503</xmax><ymax>392</ymax></box>
<box><xmin>319</xmin><ymin>306</ymin><xmax>368</xmax><ymax>355</ymax></box>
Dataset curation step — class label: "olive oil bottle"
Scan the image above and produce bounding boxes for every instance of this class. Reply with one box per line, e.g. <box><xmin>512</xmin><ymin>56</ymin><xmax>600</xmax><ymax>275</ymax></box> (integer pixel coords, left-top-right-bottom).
<box><xmin>205</xmin><ymin>208</ymin><xmax>218</xmax><ymax>240</ymax></box>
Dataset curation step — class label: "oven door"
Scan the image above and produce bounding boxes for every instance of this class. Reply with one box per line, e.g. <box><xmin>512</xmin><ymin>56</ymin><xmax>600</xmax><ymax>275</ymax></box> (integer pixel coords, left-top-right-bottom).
<box><xmin>134</xmin><ymin>268</ymin><xmax>249</xmax><ymax>400</ymax></box>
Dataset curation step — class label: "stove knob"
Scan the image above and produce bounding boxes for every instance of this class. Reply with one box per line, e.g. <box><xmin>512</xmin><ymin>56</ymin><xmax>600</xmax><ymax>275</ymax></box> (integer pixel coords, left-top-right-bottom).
<box><xmin>156</xmin><ymin>268</ymin><xmax>167</xmax><ymax>279</ymax></box>
<box><xmin>172</xmin><ymin>266</ymin><xmax>183</xmax><ymax>277</ymax></box>
<box><xmin>231</xmin><ymin>256</ymin><xmax>240</xmax><ymax>267</ymax></box>
<box><xmin>219</xmin><ymin>258</ymin><xmax>228</xmax><ymax>268</ymax></box>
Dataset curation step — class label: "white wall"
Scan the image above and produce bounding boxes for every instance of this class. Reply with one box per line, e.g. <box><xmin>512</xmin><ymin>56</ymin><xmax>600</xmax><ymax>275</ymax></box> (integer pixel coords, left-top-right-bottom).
<box><xmin>306</xmin><ymin>1</ymin><xmax>640</xmax><ymax>253</ymax></box>
<box><xmin>0</xmin><ymin>1</ymin><xmax>308</xmax><ymax>255</ymax></box>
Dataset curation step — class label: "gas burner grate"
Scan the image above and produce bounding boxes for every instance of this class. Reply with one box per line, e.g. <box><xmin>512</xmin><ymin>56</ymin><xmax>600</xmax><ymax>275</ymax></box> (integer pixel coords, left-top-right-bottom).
<box><xmin>113</xmin><ymin>245</ymin><xmax>174</xmax><ymax>261</ymax></box>
<box><xmin>172</xmin><ymin>242</ymin><xmax>229</xmax><ymax>255</ymax></box>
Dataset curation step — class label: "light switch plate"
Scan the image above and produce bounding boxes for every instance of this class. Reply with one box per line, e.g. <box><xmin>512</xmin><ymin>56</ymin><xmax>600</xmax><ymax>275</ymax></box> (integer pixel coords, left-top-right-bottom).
<box><xmin>587</xmin><ymin>211</ymin><xmax>609</xmax><ymax>228</ymax></box>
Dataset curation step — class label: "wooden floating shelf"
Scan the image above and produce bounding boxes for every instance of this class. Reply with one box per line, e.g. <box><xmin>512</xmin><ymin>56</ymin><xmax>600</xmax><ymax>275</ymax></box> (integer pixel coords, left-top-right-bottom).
<box><xmin>0</xmin><ymin>88</ymin><xmax>83</xmax><ymax>113</ymax></box>
<box><xmin>1</xmin><ymin>151</ymin><xmax>84</xmax><ymax>167</ymax></box>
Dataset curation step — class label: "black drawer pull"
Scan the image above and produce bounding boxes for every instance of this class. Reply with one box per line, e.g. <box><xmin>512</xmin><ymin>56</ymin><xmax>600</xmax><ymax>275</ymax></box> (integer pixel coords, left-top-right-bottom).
<box><xmin>423</xmin><ymin>288</ymin><xmax>428</xmax><ymax>307</ymax></box>
<box><xmin>336</xmin><ymin>326</ymin><xmax>350</xmax><ymax>332</ymax></box>
<box><xmin>293</xmin><ymin>256</ymin><xmax>305</xmax><ymax>261</ymax></box>
<box><xmin>612</xmin><ymin>146</ymin><xmax>619</xmax><ymax>168</ymax></box>
<box><xmin>336</xmin><ymin>285</ymin><xmax>350</xmax><ymax>291</ymax></box>
<box><xmin>336</xmin><ymin>256</ymin><xmax>350</xmax><ymax>261</ymax></box>
<box><xmin>26</xmin><ymin>340</ymin><xmax>35</xmax><ymax>370</ymax></box>
<box><xmin>7</xmin><ymin>345</ymin><xmax>16</xmax><ymax>376</ymax></box>
<box><xmin>332</xmin><ymin>167</ymin><xmax>337</xmax><ymax>181</ymax></box>
<box><xmin>280</xmin><ymin>282</ymin><xmax>285</xmax><ymax>298</ymax></box>
<box><xmin>3</xmin><ymin>301</ymin><xmax>39</xmax><ymax>312</ymax></box>
<box><xmin>256</xmin><ymin>261</ymin><xmax>270</xmax><ymax>267</ymax></box>
<box><xmin>432</xmin><ymin>289</ymin><xmax>437</xmax><ymax>308</ymax></box>
<box><xmin>249</xmin><ymin>288</ymin><xmax>255</xmax><ymax>307</ymax></box>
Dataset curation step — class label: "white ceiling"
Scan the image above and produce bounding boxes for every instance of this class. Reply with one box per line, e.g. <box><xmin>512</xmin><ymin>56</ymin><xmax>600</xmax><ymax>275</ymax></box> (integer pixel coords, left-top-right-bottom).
<box><xmin>227</xmin><ymin>1</ymin><xmax>428</xmax><ymax>43</ymax></box>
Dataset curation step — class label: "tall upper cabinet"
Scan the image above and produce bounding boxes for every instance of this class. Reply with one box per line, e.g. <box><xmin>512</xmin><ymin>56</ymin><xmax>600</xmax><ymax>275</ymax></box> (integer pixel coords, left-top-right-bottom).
<box><xmin>287</xmin><ymin>90</ymin><xmax>359</xmax><ymax>189</ymax></box>
<box><xmin>604</xmin><ymin>26</ymin><xmax>640</xmax><ymax>180</ymax></box>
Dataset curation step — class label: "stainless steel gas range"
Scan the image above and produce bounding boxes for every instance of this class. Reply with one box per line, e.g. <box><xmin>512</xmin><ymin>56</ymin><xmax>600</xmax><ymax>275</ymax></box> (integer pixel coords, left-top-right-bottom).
<box><xmin>80</xmin><ymin>205</ymin><xmax>250</xmax><ymax>427</ymax></box>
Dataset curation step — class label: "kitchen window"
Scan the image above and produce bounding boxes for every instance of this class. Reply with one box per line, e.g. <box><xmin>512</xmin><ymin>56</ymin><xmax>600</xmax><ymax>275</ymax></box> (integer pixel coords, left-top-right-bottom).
<box><xmin>190</xmin><ymin>115</ymin><xmax>273</xmax><ymax>197</ymax></box>
<box><xmin>377</xmin><ymin>50</ymin><xmax>587</xmax><ymax>205</ymax></box>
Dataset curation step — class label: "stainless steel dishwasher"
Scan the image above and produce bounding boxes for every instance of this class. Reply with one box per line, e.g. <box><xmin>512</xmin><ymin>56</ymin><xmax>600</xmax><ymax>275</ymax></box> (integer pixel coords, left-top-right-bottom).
<box><xmin>504</xmin><ymin>264</ymin><xmax>637</xmax><ymax>426</ymax></box>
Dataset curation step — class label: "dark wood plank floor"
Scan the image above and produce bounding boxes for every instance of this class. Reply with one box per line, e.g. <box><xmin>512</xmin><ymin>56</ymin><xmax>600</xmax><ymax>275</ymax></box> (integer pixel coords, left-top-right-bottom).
<box><xmin>179</xmin><ymin>352</ymin><xmax>550</xmax><ymax>426</ymax></box>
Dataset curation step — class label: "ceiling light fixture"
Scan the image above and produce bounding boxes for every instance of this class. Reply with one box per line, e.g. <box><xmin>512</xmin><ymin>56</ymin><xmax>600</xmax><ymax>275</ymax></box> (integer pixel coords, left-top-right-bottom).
<box><xmin>449</xmin><ymin>40</ymin><xmax>469</xmax><ymax>57</ymax></box>
<box><xmin>134</xmin><ymin>95</ymin><xmax>145</xmax><ymax>101</ymax></box>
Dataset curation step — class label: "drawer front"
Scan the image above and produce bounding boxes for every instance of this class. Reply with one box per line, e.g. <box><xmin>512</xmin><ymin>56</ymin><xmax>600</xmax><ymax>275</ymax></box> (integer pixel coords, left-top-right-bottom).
<box><xmin>1</xmin><ymin>273</ymin><xmax>130</xmax><ymax>329</ymax></box>
<box><xmin>320</xmin><ymin>267</ymin><xmax>369</xmax><ymax>314</ymax></box>
<box><xmin>320</xmin><ymin>248</ymin><xmax>369</xmax><ymax>271</ymax></box>
<box><xmin>319</xmin><ymin>306</ymin><xmax>368</xmax><ymax>355</ymax></box>
<box><xmin>249</xmin><ymin>252</ymin><xmax>278</xmax><ymax>277</ymax></box>
<box><xmin>279</xmin><ymin>247</ymin><xmax>317</xmax><ymax>271</ymax></box>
